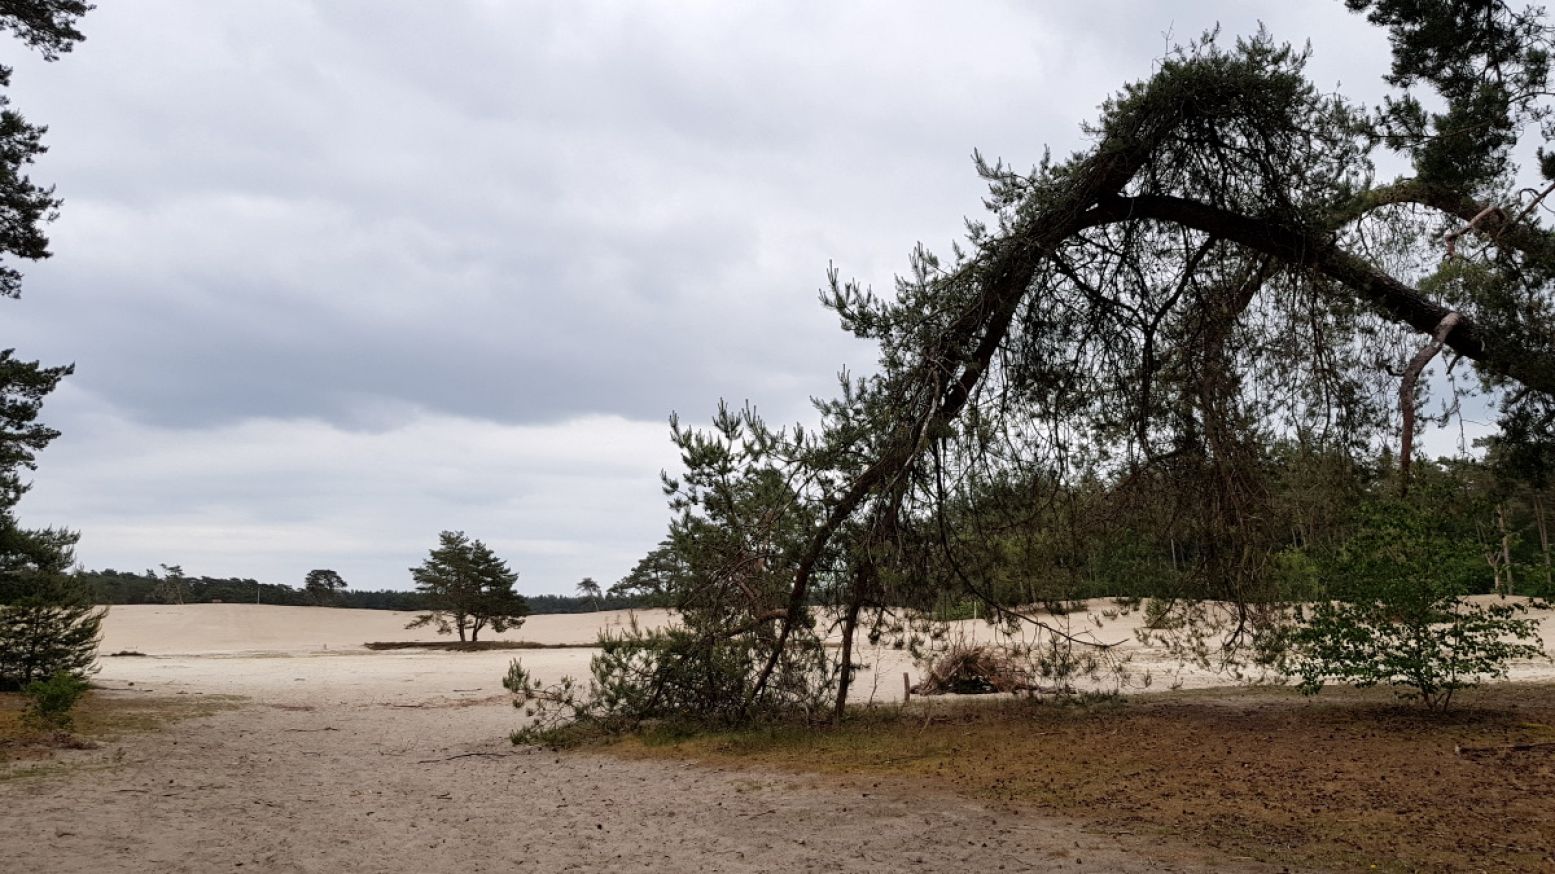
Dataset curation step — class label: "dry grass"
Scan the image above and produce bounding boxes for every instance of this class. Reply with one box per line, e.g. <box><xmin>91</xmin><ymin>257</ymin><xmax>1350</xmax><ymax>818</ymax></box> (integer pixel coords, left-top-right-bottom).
<box><xmin>614</xmin><ymin>683</ymin><xmax>1555</xmax><ymax>872</ymax></box>
<box><xmin>0</xmin><ymin>688</ymin><xmax>243</xmax><ymax>767</ymax></box>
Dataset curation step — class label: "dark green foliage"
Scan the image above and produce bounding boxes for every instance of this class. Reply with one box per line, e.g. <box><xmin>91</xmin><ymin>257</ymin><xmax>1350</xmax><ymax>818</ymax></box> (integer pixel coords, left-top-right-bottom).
<box><xmin>1290</xmin><ymin>595</ymin><xmax>1544</xmax><ymax>710</ymax></box>
<box><xmin>0</xmin><ymin>574</ymin><xmax>102</xmax><ymax>690</ymax></box>
<box><xmin>0</xmin><ymin>0</ymin><xmax>93</xmax><ymax>696</ymax></box>
<box><xmin>510</xmin><ymin>405</ymin><xmax>842</xmax><ymax>736</ymax></box>
<box><xmin>0</xmin><ymin>1</ymin><xmax>92</xmax><ymax>59</ymax></box>
<box><xmin>303</xmin><ymin>568</ymin><xmax>348</xmax><ymax>605</ymax></box>
<box><xmin>1346</xmin><ymin>0</ymin><xmax>1551</xmax><ymax>188</ymax></box>
<box><xmin>1287</xmin><ymin>498</ymin><xmax>1547</xmax><ymax>708</ymax></box>
<box><xmin>0</xmin><ymin>1</ymin><xmax>92</xmax><ymax>298</ymax></box>
<box><xmin>507</xmin><ymin>616</ymin><xmax>836</xmax><ymax>743</ymax></box>
<box><xmin>61</xmin><ymin>567</ymin><xmax>656</xmax><ymax>613</ymax></box>
<box><xmin>21</xmin><ymin>669</ymin><xmax>88</xmax><ymax>730</ymax></box>
<box><xmin>0</xmin><ymin>351</ymin><xmax>87</xmax><ymax>695</ymax></box>
<box><xmin>524</xmin><ymin>592</ymin><xmax>656</xmax><ymax>613</ymax></box>
<box><xmin>574</xmin><ymin>576</ymin><xmax>601</xmax><ymax>610</ymax></box>
<box><xmin>0</xmin><ymin>350</ymin><xmax>71</xmax><ymax>510</ymax></box>
<box><xmin>406</xmin><ymin>531</ymin><xmax>528</xmax><ymax>643</ymax></box>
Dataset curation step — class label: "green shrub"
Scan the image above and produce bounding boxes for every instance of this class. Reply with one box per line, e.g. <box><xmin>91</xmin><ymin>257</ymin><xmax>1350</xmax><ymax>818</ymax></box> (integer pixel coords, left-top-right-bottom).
<box><xmin>1287</xmin><ymin>596</ymin><xmax>1546</xmax><ymax>710</ymax></box>
<box><xmin>506</xmin><ymin>616</ymin><xmax>838</xmax><ymax>744</ymax></box>
<box><xmin>22</xmin><ymin>671</ymin><xmax>90</xmax><ymax>731</ymax></box>
<box><xmin>0</xmin><ymin>575</ymin><xmax>105</xmax><ymax>691</ymax></box>
<box><xmin>1286</xmin><ymin>499</ymin><xmax>1549</xmax><ymax>710</ymax></box>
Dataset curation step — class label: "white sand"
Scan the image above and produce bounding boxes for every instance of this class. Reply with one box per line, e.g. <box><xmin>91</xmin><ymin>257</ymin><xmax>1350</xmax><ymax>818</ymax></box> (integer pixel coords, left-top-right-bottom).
<box><xmin>4</xmin><ymin>600</ymin><xmax>1550</xmax><ymax>873</ymax></box>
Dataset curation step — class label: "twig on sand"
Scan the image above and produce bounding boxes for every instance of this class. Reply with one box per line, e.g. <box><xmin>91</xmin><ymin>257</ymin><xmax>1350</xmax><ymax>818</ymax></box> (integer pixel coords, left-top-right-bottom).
<box><xmin>415</xmin><ymin>752</ymin><xmax>517</xmax><ymax>764</ymax></box>
<box><xmin>1455</xmin><ymin>740</ymin><xmax>1555</xmax><ymax>755</ymax></box>
<box><xmin>282</xmin><ymin>727</ymin><xmax>340</xmax><ymax>733</ymax></box>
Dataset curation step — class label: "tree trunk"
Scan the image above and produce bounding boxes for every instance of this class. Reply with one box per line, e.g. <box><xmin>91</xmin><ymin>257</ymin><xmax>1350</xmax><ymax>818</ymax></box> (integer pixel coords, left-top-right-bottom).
<box><xmin>1497</xmin><ymin>503</ymin><xmax>1515</xmax><ymax>596</ymax></box>
<box><xmin>833</xmin><ymin>597</ymin><xmax>863</xmax><ymax>722</ymax></box>
<box><xmin>1536</xmin><ymin>492</ymin><xmax>1551</xmax><ymax>588</ymax></box>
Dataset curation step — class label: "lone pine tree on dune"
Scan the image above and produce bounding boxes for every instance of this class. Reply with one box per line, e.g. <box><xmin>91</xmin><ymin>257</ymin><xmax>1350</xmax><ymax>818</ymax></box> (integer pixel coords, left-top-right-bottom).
<box><xmin>407</xmin><ymin>531</ymin><xmax>528</xmax><ymax>643</ymax></box>
<box><xmin>304</xmin><ymin>569</ymin><xmax>348</xmax><ymax>605</ymax></box>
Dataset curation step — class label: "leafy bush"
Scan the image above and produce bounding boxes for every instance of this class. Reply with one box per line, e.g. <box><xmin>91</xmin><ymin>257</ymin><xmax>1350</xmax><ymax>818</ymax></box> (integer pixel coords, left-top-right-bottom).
<box><xmin>1285</xmin><ymin>499</ymin><xmax>1549</xmax><ymax>709</ymax></box>
<box><xmin>21</xmin><ymin>671</ymin><xmax>90</xmax><ymax>731</ymax></box>
<box><xmin>1288</xmin><ymin>596</ymin><xmax>1545</xmax><ymax>710</ymax></box>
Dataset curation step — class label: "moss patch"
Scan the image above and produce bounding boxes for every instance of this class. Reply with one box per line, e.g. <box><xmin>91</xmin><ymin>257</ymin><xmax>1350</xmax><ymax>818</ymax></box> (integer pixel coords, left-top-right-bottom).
<box><xmin>0</xmin><ymin>688</ymin><xmax>243</xmax><ymax>762</ymax></box>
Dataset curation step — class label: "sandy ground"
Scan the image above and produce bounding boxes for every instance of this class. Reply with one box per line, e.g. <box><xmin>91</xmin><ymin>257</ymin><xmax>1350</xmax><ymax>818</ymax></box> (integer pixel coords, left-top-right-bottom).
<box><xmin>4</xmin><ymin>600</ymin><xmax>1552</xmax><ymax>872</ymax></box>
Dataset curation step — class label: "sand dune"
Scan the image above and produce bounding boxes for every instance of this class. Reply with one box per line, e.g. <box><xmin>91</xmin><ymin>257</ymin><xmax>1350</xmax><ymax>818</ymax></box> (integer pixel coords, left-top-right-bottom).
<box><xmin>88</xmin><ymin>598</ymin><xmax>1555</xmax><ymax>707</ymax></box>
<box><xmin>98</xmin><ymin>603</ymin><xmax>672</xmax><ymax>655</ymax></box>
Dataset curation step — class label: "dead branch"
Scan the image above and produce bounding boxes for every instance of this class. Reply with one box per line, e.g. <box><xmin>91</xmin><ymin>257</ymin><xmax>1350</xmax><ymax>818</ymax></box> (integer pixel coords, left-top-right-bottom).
<box><xmin>1400</xmin><ymin>312</ymin><xmax>1462</xmax><ymax>496</ymax></box>
<box><xmin>415</xmin><ymin>752</ymin><xmax>518</xmax><ymax>764</ymax></box>
<box><xmin>1444</xmin><ymin>205</ymin><xmax>1504</xmax><ymax>259</ymax></box>
<box><xmin>1454</xmin><ymin>740</ymin><xmax>1555</xmax><ymax>755</ymax></box>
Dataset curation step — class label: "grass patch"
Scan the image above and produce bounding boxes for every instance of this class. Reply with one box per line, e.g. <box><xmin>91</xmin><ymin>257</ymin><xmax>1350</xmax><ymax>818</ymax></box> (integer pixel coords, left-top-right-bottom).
<box><xmin>611</xmin><ymin>684</ymin><xmax>1555</xmax><ymax>873</ymax></box>
<box><xmin>363</xmin><ymin>640</ymin><xmax>588</xmax><ymax>651</ymax></box>
<box><xmin>0</xmin><ymin>688</ymin><xmax>244</xmax><ymax>764</ymax></box>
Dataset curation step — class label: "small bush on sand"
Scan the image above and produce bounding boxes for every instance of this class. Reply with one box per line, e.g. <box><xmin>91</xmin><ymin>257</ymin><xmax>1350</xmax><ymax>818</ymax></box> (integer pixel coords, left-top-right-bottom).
<box><xmin>1285</xmin><ymin>500</ymin><xmax>1549</xmax><ymax>710</ymax></box>
<box><xmin>505</xmin><ymin>617</ymin><xmax>837</xmax><ymax>745</ymax></box>
<box><xmin>21</xmin><ymin>671</ymin><xmax>90</xmax><ymax>731</ymax></box>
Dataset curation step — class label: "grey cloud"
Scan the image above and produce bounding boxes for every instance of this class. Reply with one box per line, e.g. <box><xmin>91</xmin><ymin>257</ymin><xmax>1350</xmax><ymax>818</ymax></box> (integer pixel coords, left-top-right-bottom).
<box><xmin>0</xmin><ymin>2</ymin><xmax>1418</xmax><ymax>588</ymax></box>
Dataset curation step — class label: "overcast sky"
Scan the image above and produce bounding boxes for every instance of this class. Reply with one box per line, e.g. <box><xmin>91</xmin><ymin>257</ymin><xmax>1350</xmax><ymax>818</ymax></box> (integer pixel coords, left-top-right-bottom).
<box><xmin>6</xmin><ymin>2</ymin><xmax>1432</xmax><ymax>594</ymax></box>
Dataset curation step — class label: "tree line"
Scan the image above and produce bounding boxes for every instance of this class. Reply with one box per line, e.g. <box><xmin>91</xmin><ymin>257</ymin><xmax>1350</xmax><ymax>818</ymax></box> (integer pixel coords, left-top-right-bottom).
<box><xmin>57</xmin><ymin>566</ymin><xmax>658</xmax><ymax>614</ymax></box>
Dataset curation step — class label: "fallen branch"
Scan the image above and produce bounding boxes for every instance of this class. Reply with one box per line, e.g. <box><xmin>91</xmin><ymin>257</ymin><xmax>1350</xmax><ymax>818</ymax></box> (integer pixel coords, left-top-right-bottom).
<box><xmin>415</xmin><ymin>752</ymin><xmax>518</xmax><ymax>764</ymax></box>
<box><xmin>1455</xmin><ymin>740</ymin><xmax>1555</xmax><ymax>755</ymax></box>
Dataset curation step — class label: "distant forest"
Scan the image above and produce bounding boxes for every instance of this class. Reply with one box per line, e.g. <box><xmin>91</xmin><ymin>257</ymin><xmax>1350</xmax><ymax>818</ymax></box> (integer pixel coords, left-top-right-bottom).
<box><xmin>67</xmin><ymin>568</ymin><xmax>658</xmax><ymax>615</ymax></box>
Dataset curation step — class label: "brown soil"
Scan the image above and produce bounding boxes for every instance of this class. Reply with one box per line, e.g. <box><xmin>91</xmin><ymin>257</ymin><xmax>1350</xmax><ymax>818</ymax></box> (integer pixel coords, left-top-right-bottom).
<box><xmin>0</xmin><ymin>690</ymin><xmax>1267</xmax><ymax>873</ymax></box>
<box><xmin>615</xmin><ymin>684</ymin><xmax>1555</xmax><ymax>872</ymax></box>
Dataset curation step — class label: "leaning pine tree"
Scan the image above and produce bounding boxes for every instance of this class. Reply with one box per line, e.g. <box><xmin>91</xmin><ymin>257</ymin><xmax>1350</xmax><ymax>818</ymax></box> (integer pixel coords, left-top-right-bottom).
<box><xmin>0</xmin><ymin>2</ymin><xmax>99</xmax><ymax>691</ymax></box>
<box><xmin>520</xmin><ymin>2</ymin><xmax>1555</xmax><ymax>730</ymax></box>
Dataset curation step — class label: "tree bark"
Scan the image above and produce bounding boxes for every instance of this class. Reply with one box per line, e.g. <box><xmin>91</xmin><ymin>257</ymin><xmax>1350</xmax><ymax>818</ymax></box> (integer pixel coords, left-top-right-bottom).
<box><xmin>1497</xmin><ymin>502</ymin><xmax>1516</xmax><ymax>595</ymax></box>
<box><xmin>833</xmin><ymin>589</ymin><xmax>864</xmax><ymax>722</ymax></box>
<box><xmin>1399</xmin><ymin>313</ymin><xmax>1463</xmax><ymax>497</ymax></box>
<box><xmin>1536</xmin><ymin>492</ymin><xmax>1551</xmax><ymax>588</ymax></box>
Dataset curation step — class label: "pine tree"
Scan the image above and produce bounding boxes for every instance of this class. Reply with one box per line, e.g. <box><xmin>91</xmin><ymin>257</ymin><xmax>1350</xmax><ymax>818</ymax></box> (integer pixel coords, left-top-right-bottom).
<box><xmin>406</xmin><ymin>531</ymin><xmax>527</xmax><ymax>643</ymax></box>
<box><xmin>303</xmin><ymin>568</ymin><xmax>348</xmax><ymax>605</ymax></box>
<box><xmin>574</xmin><ymin>577</ymin><xmax>601</xmax><ymax>610</ymax></box>
<box><xmin>0</xmin><ymin>2</ymin><xmax>98</xmax><ymax>690</ymax></box>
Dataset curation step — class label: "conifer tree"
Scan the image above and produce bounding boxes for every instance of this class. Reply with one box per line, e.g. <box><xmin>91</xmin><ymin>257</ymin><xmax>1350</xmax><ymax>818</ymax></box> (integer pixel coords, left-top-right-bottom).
<box><xmin>0</xmin><ymin>2</ymin><xmax>97</xmax><ymax>690</ymax></box>
<box><xmin>407</xmin><ymin>531</ymin><xmax>527</xmax><ymax>643</ymax></box>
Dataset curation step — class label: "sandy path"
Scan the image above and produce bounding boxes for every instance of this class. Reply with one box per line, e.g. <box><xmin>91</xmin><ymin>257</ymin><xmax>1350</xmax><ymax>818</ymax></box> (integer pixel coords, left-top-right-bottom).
<box><xmin>3</xmin><ymin>694</ymin><xmax>1263</xmax><ymax>873</ymax></box>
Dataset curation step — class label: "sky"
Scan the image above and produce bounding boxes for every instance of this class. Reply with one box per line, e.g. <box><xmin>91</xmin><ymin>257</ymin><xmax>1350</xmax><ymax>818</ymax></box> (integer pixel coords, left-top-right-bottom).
<box><xmin>4</xmin><ymin>2</ymin><xmax>1454</xmax><ymax>594</ymax></box>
